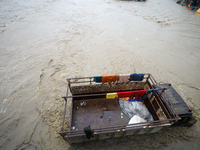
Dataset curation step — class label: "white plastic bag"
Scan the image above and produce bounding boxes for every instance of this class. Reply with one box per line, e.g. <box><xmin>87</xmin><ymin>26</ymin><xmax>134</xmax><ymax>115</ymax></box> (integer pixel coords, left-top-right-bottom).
<box><xmin>119</xmin><ymin>100</ymin><xmax>153</xmax><ymax>122</ymax></box>
<box><xmin>128</xmin><ymin>115</ymin><xmax>146</xmax><ymax>124</ymax></box>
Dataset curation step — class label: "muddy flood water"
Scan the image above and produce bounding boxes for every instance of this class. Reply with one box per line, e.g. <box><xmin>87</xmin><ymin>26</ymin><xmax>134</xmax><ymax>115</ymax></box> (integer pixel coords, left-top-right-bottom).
<box><xmin>0</xmin><ymin>0</ymin><xmax>200</xmax><ymax>149</ymax></box>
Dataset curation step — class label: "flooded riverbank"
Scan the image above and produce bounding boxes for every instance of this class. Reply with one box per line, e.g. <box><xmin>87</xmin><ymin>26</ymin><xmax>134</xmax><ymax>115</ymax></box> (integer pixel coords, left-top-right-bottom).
<box><xmin>0</xmin><ymin>0</ymin><xmax>200</xmax><ymax>149</ymax></box>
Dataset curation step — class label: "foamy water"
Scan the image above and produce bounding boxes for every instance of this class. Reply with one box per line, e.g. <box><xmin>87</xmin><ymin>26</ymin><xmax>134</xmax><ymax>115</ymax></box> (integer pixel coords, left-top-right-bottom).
<box><xmin>0</xmin><ymin>0</ymin><xmax>200</xmax><ymax>149</ymax></box>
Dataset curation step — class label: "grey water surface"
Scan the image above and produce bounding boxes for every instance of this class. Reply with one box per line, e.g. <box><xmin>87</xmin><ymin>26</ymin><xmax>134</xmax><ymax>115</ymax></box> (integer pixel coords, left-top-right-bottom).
<box><xmin>0</xmin><ymin>0</ymin><xmax>200</xmax><ymax>149</ymax></box>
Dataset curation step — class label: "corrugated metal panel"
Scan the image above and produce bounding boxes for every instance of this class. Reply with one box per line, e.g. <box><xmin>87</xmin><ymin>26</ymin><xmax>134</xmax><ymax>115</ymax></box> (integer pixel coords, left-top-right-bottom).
<box><xmin>66</xmin><ymin>136</ymin><xmax>85</xmax><ymax>143</ymax></box>
<box><xmin>113</xmin><ymin>131</ymin><xmax>124</xmax><ymax>138</ymax></box>
<box><xmin>99</xmin><ymin>133</ymin><xmax>113</xmax><ymax>140</ymax></box>
<box><xmin>149</xmin><ymin>126</ymin><xmax>164</xmax><ymax>133</ymax></box>
<box><xmin>124</xmin><ymin>129</ymin><xmax>138</xmax><ymax>136</ymax></box>
<box><xmin>138</xmin><ymin>128</ymin><xmax>150</xmax><ymax>134</ymax></box>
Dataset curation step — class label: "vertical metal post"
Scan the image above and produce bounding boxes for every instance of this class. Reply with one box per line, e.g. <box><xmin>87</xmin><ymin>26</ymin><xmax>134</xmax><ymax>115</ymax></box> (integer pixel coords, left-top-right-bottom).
<box><xmin>68</xmin><ymin>79</ymin><xmax>72</xmax><ymax>93</ymax></box>
<box><xmin>146</xmin><ymin>74</ymin><xmax>150</xmax><ymax>83</ymax></box>
<box><xmin>158</xmin><ymin>88</ymin><xmax>166</xmax><ymax>98</ymax></box>
<box><xmin>61</xmin><ymin>82</ymin><xmax>69</xmax><ymax>132</ymax></box>
<box><xmin>61</xmin><ymin>97</ymin><xmax>67</xmax><ymax>131</ymax></box>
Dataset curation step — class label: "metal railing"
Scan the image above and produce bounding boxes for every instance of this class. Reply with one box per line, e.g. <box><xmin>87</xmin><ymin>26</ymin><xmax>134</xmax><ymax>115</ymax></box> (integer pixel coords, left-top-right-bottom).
<box><xmin>60</xmin><ymin>73</ymin><xmax>180</xmax><ymax>138</ymax></box>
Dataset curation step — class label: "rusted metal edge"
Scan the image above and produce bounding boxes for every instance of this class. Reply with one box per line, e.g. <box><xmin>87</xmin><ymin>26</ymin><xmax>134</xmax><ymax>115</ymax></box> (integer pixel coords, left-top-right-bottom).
<box><xmin>60</xmin><ymin>118</ymin><xmax>178</xmax><ymax>135</ymax></box>
<box><xmin>61</xmin><ymin>85</ymin><xmax>68</xmax><ymax>132</ymax></box>
<box><xmin>62</xmin><ymin>88</ymin><xmax>166</xmax><ymax>99</ymax></box>
<box><xmin>148</xmin><ymin>75</ymin><xmax>180</xmax><ymax>120</ymax></box>
<box><xmin>147</xmin><ymin>79</ymin><xmax>172</xmax><ymax>119</ymax></box>
<box><xmin>155</xmin><ymin>84</ymin><xmax>180</xmax><ymax>119</ymax></box>
<box><xmin>67</xmin><ymin>73</ymin><xmax>150</xmax><ymax>81</ymax></box>
<box><xmin>61</xmin><ymin>122</ymin><xmax>177</xmax><ymax>137</ymax></box>
<box><xmin>67</xmin><ymin>74</ymin><xmax>150</xmax><ymax>85</ymax></box>
<box><xmin>69</xmin><ymin>80</ymin><xmax>148</xmax><ymax>85</ymax></box>
<box><xmin>149</xmin><ymin>75</ymin><xmax>178</xmax><ymax>117</ymax></box>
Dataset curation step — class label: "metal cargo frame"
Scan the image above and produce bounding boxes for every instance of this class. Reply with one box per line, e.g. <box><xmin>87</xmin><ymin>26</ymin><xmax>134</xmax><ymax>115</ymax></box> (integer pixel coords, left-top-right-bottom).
<box><xmin>60</xmin><ymin>74</ymin><xmax>180</xmax><ymax>144</ymax></box>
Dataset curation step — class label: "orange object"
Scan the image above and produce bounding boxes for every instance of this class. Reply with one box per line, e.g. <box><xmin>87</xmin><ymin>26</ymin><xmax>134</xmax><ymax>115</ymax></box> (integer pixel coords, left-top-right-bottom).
<box><xmin>197</xmin><ymin>8</ymin><xmax>200</xmax><ymax>13</ymax></box>
<box><xmin>188</xmin><ymin>1</ymin><xmax>193</xmax><ymax>7</ymax></box>
<box><xmin>123</xmin><ymin>97</ymin><xmax>130</xmax><ymax>101</ymax></box>
<box><xmin>120</xmin><ymin>97</ymin><xmax>130</xmax><ymax>101</ymax></box>
<box><xmin>102</xmin><ymin>74</ymin><xmax>118</xmax><ymax>84</ymax></box>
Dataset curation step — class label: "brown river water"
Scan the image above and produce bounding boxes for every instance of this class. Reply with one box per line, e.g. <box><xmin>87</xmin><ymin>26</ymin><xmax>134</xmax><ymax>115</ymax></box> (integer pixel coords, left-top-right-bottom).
<box><xmin>0</xmin><ymin>0</ymin><xmax>200</xmax><ymax>149</ymax></box>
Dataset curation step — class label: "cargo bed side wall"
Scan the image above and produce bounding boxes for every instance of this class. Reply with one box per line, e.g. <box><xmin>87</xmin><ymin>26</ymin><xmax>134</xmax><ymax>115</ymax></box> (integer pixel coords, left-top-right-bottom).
<box><xmin>143</xmin><ymin>98</ymin><xmax>159</xmax><ymax>120</ymax></box>
<box><xmin>64</xmin><ymin>124</ymin><xmax>171</xmax><ymax>144</ymax></box>
<box><xmin>146</xmin><ymin>80</ymin><xmax>171</xmax><ymax>120</ymax></box>
<box><xmin>70</xmin><ymin>82</ymin><xmax>148</xmax><ymax>95</ymax></box>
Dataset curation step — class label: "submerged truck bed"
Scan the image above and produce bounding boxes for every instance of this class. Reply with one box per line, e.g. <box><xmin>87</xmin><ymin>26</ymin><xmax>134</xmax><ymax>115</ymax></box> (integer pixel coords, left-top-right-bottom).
<box><xmin>60</xmin><ymin>74</ymin><xmax>182</xmax><ymax>144</ymax></box>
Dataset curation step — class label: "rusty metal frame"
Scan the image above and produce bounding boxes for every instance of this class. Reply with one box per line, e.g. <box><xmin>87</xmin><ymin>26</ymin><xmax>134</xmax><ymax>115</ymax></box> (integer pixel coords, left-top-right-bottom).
<box><xmin>146</xmin><ymin>80</ymin><xmax>172</xmax><ymax>119</ymax></box>
<box><xmin>147</xmin><ymin>74</ymin><xmax>179</xmax><ymax>119</ymax></box>
<box><xmin>59</xmin><ymin>118</ymin><xmax>178</xmax><ymax>137</ymax></box>
<box><xmin>151</xmin><ymin>75</ymin><xmax>179</xmax><ymax>119</ymax></box>
<box><xmin>62</xmin><ymin>88</ymin><xmax>166</xmax><ymax>99</ymax></box>
<box><xmin>61</xmin><ymin>80</ymin><xmax>69</xmax><ymax>132</ymax></box>
<box><xmin>67</xmin><ymin>74</ymin><xmax>150</xmax><ymax>85</ymax></box>
<box><xmin>59</xmin><ymin>73</ymin><xmax>180</xmax><ymax>141</ymax></box>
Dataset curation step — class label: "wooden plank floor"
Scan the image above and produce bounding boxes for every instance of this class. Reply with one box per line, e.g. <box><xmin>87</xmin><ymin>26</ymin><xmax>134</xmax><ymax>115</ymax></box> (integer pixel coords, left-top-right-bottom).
<box><xmin>72</xmin><ymin>98</ymin><xmax>129</xmax><ymax>130</ymax></box>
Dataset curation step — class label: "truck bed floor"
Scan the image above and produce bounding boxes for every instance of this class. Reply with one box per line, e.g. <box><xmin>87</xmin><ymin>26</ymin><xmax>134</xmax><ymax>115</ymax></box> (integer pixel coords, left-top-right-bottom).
<box><xmin>72</xmin><ymin>98</ymin><xmax>129</xmax><ymax>130</ymax></box>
